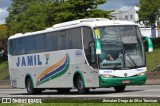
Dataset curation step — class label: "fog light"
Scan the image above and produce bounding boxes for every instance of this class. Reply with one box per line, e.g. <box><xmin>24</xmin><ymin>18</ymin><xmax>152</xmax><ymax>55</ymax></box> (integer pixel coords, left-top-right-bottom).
<box><xmin>100</xmin><ymin>74</ymin><xmax>113</xmax><ymax>78</ymax></box>
<box><xmin>137</xmin><ymin>72</ymin><xmax>145</xmax><ymax>76</ymax></box>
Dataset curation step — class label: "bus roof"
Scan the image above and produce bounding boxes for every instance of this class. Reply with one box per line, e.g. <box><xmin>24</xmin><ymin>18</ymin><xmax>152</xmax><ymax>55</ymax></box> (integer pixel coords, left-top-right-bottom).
<box><xmin>9</xmin><ymin>18</ymin><xmax>137</xmax><ymax>40</ymax></box>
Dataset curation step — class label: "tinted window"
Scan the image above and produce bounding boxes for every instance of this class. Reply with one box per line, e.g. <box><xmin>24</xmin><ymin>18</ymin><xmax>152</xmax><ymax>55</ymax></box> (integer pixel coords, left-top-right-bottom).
<box><xmin>46</xmin><ymin>32</ymin><xmax>58</xmax><ymax>51</ymax></box>
<box><xmin>58</xmin><ymin>30</ymin><xmax>69</xmax><ymax>50</ymax></box>
<box><xmin>35</xmin><ymin>34</ymin><xmax>46</xmax><ymax>52</ymax></box>
<box><xmin>16</xmin><ymin>38</ymin><xmax>25</xmax><ymax>55</ymax></box>
<box><xmin>25</xmin><ymin>36</ymin><xmax>36</xmax><ymax>53</ymax></box>
<box><xmin>120</xmin><ymin>26</ymin><xmax>137</xmax><ymax>43</ymax></box>
<box><xmin>83</xmin><ymin>27</ymin><xmax>95</xmax><ymax>67</ymax></box>
<box><xmin>83</xmin><ymin>27</ymin><xmax>94</xmax><ymax>50</ymax></box>
<box><xmin>9</xmin><ymin>39</ymin><xmax>16</xmax><ymax>55</ymax></box>
<box><xmin>70</xmin><ymin>28</ymin><xmax>82</xmax><ymax>49</ymax></box>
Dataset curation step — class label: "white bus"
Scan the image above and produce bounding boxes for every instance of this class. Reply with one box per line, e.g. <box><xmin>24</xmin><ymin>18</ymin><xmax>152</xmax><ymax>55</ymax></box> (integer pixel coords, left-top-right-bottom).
<box><xmin>8</xmin><ymin>18</ymin><xmax>146</xmax><ymax>94</ymax></box>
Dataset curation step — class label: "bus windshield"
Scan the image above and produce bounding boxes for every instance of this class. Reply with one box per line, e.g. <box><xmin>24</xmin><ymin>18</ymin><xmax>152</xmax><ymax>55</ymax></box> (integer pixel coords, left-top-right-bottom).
<box><xmin>95</xmin><ymin>25</ymin><xmax>145</xmax><ymax>69</ymax></box>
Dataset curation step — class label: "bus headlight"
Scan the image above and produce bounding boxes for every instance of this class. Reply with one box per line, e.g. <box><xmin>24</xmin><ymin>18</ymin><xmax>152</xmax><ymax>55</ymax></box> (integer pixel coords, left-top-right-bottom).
<box><xmin>100</xmin><ymin>74</ymin><xmax>113</xmax><ymax>78</ymax></box>
<box><xmin>137</xmin><ymin>72</ymin><xmax>146</xmax><ymax>76</ymax></box>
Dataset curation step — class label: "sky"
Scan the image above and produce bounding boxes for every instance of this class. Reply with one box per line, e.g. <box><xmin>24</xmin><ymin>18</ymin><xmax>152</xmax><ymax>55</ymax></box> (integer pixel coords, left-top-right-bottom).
<box><xmin>0</xmin><ymin>0</ymin><xmax>11</xmax><ymax>24</ymax></box>
<box><xmin>0</xmin><ymin>0</ymin><xmax>140</xmax><ymax>24</ymax></box>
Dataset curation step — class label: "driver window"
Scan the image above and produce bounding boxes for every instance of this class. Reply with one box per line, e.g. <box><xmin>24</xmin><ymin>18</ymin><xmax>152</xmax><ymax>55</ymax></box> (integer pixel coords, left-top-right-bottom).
<box><xmin>83</xmin><ymin>27</ymin><xmax>97</xmax><ymax>68</ymax></box>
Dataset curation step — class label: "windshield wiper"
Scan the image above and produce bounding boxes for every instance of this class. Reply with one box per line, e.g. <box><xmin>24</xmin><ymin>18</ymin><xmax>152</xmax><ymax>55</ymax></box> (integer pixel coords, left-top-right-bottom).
<box><xmin>125</xmin><ymin>53</ymin><xmax>137</xmax><ymax>67</ymax></box>
<box><xmin>120</xmin><ymin>41</ymin><xmax>137</xmax><ymax>68</ymax></box>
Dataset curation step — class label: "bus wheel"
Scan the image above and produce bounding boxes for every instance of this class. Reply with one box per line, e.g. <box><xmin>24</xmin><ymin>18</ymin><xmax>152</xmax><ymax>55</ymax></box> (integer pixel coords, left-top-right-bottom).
<box><xmin>114</xmin><ymin>85</ymin><xmax>126</xmax><ymax>92</ymax></box>
<box><xmin>57</xmin><ymin>88</ymin><xmax>70</xmax><ymax>94</ymax></box>
<box><xmin>26</xmin><ymin>78</ymin><xmax>42</xmax><ymax>94</ymax></box>
<box><xmin>76</xmin><ymin>76</ymin><xmax>89</xmax><ymax>94</ymax></box>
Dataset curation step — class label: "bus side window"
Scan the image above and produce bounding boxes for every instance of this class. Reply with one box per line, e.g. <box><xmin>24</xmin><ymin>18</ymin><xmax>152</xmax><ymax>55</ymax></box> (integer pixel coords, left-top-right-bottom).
<box><xmin>58</xmin><ymin>30</ymin><xmax>69</xmax><ymax>50</ymax></box>
<box><xmin>46</xmin><ymin>32</ymin><xmax>58</xmax><ymax>51</ymax></box>
<box><xmin>35</xmin><ymin>34</ymin><xmax>46</xmax><ymax>52</ymax></box>
<box><xmin>16</xmin><ymin>38</ymin><xmax>25</xmax><ymax>55</ymax></box>
<box><xmin>9</xmin><ymin>39</ymin><xmax>16</xmax><ymax>55</ymax></box>
<box><xmin>25</xmin><ymin>36</ymin><xmax>36</xmax><ymax>54</ymax></box>
<box><xmin>69</xmin><ymin>28</ymin><xmax>82</xmax><ymax>49</ymax></box>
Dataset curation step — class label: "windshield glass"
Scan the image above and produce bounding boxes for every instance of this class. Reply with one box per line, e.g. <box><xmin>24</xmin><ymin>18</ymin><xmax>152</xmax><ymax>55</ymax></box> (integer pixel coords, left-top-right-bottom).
<box><xmin>95</xmin><ymin>25</ymin><xmax>145</xmax><ymax>69</ymax></box>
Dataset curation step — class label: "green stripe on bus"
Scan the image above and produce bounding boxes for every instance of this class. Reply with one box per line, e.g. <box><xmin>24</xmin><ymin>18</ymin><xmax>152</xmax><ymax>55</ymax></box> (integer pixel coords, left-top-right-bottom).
<box><xmin>38</xmin><ymin>60</ymin><xmax>70</xmax><ymax>85</ymax></box>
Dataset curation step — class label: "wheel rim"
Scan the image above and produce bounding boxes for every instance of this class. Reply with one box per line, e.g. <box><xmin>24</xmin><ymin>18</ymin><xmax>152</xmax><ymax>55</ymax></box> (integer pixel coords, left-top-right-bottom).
<box><xmin>77</xmin><ymin>78</ymin><xmax>84</xmax><ymax>91</ymax></box>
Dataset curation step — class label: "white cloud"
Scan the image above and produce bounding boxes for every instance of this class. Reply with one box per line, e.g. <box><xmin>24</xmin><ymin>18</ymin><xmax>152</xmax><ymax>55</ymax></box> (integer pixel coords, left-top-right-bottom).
<box><xmin>99</xmin><ymin>0</ymin><xmax>140</xmax><ymax>10</ymax></box>
<box><xmin>0</xmin><ymin>7</ymin><xmax>9</xmax><ymax>24</ymax></box>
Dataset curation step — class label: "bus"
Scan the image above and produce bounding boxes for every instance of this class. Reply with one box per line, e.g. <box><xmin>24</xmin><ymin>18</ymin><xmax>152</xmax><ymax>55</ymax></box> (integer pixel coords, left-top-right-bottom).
<box><xmin>8</xmin><ymin>18</ymin><xmax>146</xmax><ymax>94</ymax></box>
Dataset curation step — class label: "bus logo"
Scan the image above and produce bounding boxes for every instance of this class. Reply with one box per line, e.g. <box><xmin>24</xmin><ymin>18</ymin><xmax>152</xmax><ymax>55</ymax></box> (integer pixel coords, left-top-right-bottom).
<box><xmin>124</xmin><ymin>73</ymin><xmax>127</xmax><ymax>77</ymax></box>
<box><xmin>45</xmin><ymin>53</ymin><xmax>50</xmax><ymax>65</ymax></box>
<box><xmin>16</xmin><ymin>55</ymin><xmax>42</xmax><ymax>67</ymax></box>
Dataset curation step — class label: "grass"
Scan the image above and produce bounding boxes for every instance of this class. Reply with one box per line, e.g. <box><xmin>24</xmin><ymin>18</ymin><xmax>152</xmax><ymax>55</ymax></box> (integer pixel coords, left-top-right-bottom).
<box><xmin>0</xmin><ymin>60</ymin><xmax>8</xmax><ymax>69</ymax></box>
<box><xmin>0</xmin><ymin>103</ymin><xmax>160</xmax><ymax>106</ymax></box>
<box><xmin>146</xmin><ymin>49</ymin><xmax>160</xmax><ymax>72</ymax></box>
<box><xmin>0</xmin><ymin>60</ymin><xmax>8</xmax><ymax>80</ymax></box>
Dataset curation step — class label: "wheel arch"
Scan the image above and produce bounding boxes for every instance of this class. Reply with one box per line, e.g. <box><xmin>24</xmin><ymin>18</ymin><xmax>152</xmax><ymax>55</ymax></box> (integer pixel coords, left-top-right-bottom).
<box><xmin>25</xmin><ymin>73</ymin><xmax>34</xmax><ymax>88</ymax></box>
<box><xmin>73</xmin><ymin>71</ymin><xmax>85</xmax><ymax>88</ymax></box>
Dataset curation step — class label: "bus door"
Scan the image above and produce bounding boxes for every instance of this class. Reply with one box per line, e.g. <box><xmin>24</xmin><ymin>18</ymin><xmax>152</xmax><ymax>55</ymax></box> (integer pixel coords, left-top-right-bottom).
<box><xmin>88</xmin><ymin>42</ymin><xmax>99</xmax><ymax>87</ymax></box>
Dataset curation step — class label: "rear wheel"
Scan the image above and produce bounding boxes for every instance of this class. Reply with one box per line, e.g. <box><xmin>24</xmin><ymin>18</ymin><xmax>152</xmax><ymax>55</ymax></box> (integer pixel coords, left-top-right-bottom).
<box><xmin>57</xmin><ymin>88</ymin><xmax>70</xmax><ymax>94</ymax></box>
<box><xmin>76</xmin><ymin>76</ymin><xmax>89</xmax><ymax>94</ymax></box>
<box><xmin>26</xmin><ymin>78</ymin><xmax>42</xmax><ymax>94</ymax></box>
<box><xmin>114</xmin><ymin>85</ymin><xmax>126</xmax><ymax>92</ymax></box>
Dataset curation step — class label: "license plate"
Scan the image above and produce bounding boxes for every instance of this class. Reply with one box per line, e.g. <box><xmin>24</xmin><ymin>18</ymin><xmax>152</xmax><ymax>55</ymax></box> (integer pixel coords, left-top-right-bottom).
<box><xmin>122</xmin><ymin>80</ymin><xmax>130</xmax><ymax>84</ymax></box>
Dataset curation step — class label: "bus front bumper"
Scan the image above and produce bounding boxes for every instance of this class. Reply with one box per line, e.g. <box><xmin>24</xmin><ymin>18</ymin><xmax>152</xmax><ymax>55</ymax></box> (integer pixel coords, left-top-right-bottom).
<box><xmin>99</xmin><ymin>75</ymin><xmax>146</xmax><ymax>87</ymax></box>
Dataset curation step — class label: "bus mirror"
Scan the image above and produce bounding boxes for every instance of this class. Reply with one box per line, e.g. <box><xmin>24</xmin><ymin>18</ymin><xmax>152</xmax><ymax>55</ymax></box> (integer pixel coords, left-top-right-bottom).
<box><xmin>94</xmin><ymin>28</ymin><xmax>100</xmax><ymax>38</ymax></box>
<box><xmin>95</xmin><ymin>39</ymin><xmax>101</xmax><ymax>54</ymax></box>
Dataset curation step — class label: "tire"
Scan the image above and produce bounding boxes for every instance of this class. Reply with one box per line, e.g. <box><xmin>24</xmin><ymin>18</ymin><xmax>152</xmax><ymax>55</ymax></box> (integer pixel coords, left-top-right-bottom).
<box><xmin>57</xmin><ymin>88</ymin><xmax>70</xmax><ymax>94</ymax></box>
<box><xmin>26</xmin><ymin>78</ymin><xmax>42</xmax><ymax>94</ymax></box>
<box><xmin>76</xmin><ymin>76</ymin><xmax>89</xmax><ymax>94</ymax></box>
<box><xmin>114</xmin><ymin>85</ymin><xmax>126</xmax><ymax>92</ymax></box>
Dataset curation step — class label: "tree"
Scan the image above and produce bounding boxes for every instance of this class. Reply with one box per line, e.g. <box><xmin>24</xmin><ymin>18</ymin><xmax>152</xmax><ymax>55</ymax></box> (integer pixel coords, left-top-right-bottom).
<box><xmin>6</xmin><ymin>0</ymin><xmax>111</xmax><ymax>35</ymax></box>
<box><xmin>41</xmin><ymin>0</ymin><xmax>111</xmax><ymax>26</ymax></box>
<box><xmin>0</xmin><ymin>24</ymin><xmax>8</xmax><ymax>60</ymax></box>
<box><xmin>13</xmin><ymin>2</ymin><xmax>47</xmax><ymax>33</ymax></box>
<box><xmin>138</xmin><ymin>0</ymin><xmax>160</xmax><ymax>26</ymax></box>
<box><xmin>6</xmin><ymin>0</ymin><xmax>50</xmax><ymax>35</ymax></box>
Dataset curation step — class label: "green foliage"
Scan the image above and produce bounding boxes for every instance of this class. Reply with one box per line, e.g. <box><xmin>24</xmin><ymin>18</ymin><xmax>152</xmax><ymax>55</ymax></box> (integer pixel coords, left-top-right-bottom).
<box><xmin>0</xmin><ymin>60</ymin><xmax>8</xmax><ymax>80</ymax></box>
<box><xmin>6</xmin><ymin>0</ymin><xmax>49</xmax><ymax>35</ymax></box>
<box><xmin>0</xmin><ymin>24</ymin><xmax>8</xmax><ymax>60</ymax></box>
<box><xmin>86</xmin><ymin>9</ymin><xmax>111</xmax><ymax>18</ymax></box>
<box><xmin>138</xmin><ymin>0</ymin><xmax>160</xmax><ymax>26</ymax></box>
<box><xmin>6</xmin><ymin>0</ymin><xmax>111</xmax><ymax>35</ymax></box>
<box><xmin>16</xmin><ymin>2</ymin><xmax>47</xmax><ymax>33</ymax></box>
<box><xmin>46</xmin><ymin>0</ymin><xmax>111</xmax><ymax>25</ymax></box>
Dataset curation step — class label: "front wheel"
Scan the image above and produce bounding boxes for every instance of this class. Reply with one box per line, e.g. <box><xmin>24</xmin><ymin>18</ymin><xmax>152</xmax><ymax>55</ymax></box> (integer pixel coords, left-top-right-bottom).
<box><xmin>114</xmin><ymin>85</ymin><xmax>126</xmax><ymax>92</ymax></box>
<box><xmin>26</xmin><ymin>78</ymin><xmax>42</xmax><ymax>94</ymax></box>
<box><xmin>76</xmin><ymin>76</ymin><xmax>89</xmax><ymax>94</ymax></box>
